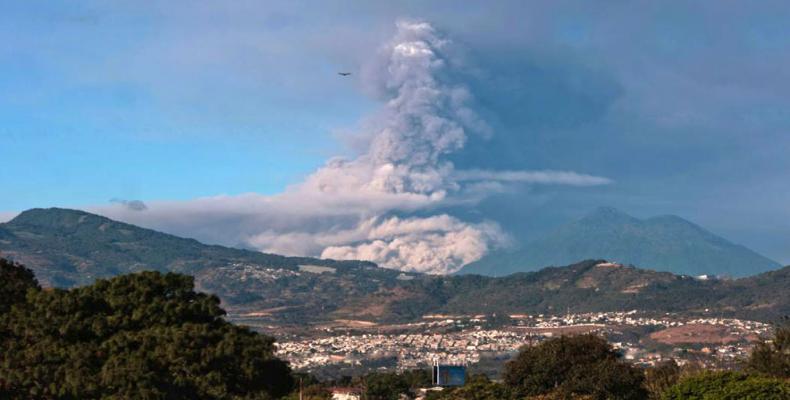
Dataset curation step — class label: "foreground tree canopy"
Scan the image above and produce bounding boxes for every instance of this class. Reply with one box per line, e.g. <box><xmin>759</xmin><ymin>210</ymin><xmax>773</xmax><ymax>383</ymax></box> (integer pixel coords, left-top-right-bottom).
<box><xmin>661</xmin><ymin>371</ymin><xmax>789</xmax><ymax>399</ymax></box>
<box><xmin>502</xmin><ymin>334</ymin><xmax>647</xmax><ymax>400</ymax></box>
<box><xmin>0</xmin><ymin>258</ymin><xmax>293</xmax><ymax>399</ymax></box>
<box><xmin>0</xmin><ymin>257</ymin><xmax>38</xmax><ymax>314</ymax></box>
<box><xmin>748</xmin><ymin>319</ymin><xmax>790</xmax><ymax>379</ymax></box>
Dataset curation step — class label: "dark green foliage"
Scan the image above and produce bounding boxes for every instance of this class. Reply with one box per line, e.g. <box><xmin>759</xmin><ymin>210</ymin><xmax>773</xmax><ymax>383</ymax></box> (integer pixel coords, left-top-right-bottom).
<box><xmin>425</xmin><ymin>374</ymin><xmax>511</xmax><ymax>400</ymax></box>
<box><xmin>482</xmin><ymin>312</ymin><xmax>513</xmax><ymax>329</ymax></box>
<box><xmin>747</xmin><ymin>320</ymin><xmax>790</xmax><ymax>378</ymax></box>
<box><xmin>283</xmin><ymin>384</ymin><xmax>332</xmax><ymax>400</ymax></box>
<box><xmin>362</xmin><ymin>371</ymin><xmax>413</xmax><ymax>400</ymax></box>
<box><xmin>398</xmin><ymin>369</ymin><xmax>433</xmax><ymax>389</ymax></box>
<box><xmin>661</xmin><ymin>371</ymin><xmax>790</xmax><ymax>399</ymax></box>
<box><xmin>348</xmin><ymin>369</ymin><xmax>431</xmax><ymax>400</ymax></box>
<box><xmin>644</xmin><ymin>360</ymin><xmax>682</xmax><ymax>399</ymax></box>
<box><xmin>282</xmin><ymin>374</ymin><xmax>333</xmax><ymax>400</ymax></box>
<box><xmin>503</xmin><ymin>334</ymin><xmax>647</xmax><ymax>400</ymax></box>
<box><xmin>0</xmin><ymin>267</ymin><xmax>293</xmax><ymax>399</ymax></box>
<box><xmin>0</xmin><ymin>256</ymin><xmax>39</xmax><ymax>314</ymax></box>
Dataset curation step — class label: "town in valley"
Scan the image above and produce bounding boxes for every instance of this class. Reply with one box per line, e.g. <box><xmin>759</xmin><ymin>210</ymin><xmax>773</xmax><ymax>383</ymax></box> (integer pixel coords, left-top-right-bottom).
<box><xmin>228</xmin><ymin>310</ymin><xmax>774</xmax><ymax>378</ymax></box>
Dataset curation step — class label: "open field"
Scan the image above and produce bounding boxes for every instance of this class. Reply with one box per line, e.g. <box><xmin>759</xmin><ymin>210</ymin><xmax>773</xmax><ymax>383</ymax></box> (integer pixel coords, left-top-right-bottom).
<box><xmin>649</xmin><ymin>323</ymin><xmax>759</xmax><ymax>345</ymax></box>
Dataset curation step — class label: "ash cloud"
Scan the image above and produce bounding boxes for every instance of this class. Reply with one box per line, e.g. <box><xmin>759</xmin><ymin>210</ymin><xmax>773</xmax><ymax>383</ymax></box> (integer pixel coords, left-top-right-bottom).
<box><xmin>109</xmin><ymin>198</ymin><xmax>148</xmax><ymax>211</ymax></box>
<box><xmin>94</xmin><ymin>20</ymin><xmax>610</xmax><ymax>274</ymax></box>
<box><xmin>454</xmin><ymin>169</ymin><xmax>613</xmax><ymax>186</ymax></box>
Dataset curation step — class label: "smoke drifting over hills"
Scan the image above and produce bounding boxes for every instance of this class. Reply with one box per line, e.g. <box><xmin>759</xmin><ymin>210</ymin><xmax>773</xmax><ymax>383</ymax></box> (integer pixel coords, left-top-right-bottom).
<box><xmin>109</xmin><ymin>198</ymin><xmax>148</xmax><ymax>211</ymax></box>
<box><xmin>95</xmin><ymin>21</ymin><xmax>609</xmax><ymax>274</ymax></box>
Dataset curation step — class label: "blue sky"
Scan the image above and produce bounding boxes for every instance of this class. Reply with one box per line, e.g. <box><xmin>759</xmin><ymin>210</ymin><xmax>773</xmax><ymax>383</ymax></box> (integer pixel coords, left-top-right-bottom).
<box><xmin>2</xmin><ymin>1</ymin><xmax>789</xmax><ymax>264</ymax></box>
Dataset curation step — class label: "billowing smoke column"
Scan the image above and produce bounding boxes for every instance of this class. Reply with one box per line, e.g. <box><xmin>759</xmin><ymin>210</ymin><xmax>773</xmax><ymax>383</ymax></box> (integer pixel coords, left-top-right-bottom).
<box><xmin>96</xmin><ymin>20</ymin><xmax>611</xmax><ymax>274</ymax></box>
<box><xmin>359</xmin><ymin>20</ymin><xmax>485</xmax><ymax>195</ymax></box>
<box><xmin>294</xmin><ymin>20</ymin><xmax>486</xmax><ymax>209</ymax></box>
<box><xmin>286</xmin><ymin>20</ymin><xmax>510</xmax><ymax>274</ymax></box>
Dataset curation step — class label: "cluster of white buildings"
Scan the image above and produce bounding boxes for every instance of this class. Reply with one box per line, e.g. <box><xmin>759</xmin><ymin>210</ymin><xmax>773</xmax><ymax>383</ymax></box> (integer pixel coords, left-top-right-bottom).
<box><xmin>276</xmin><ymin>311</ymin><xmax>771</xmax><ymax>371</ymax></box>
<box><xmin>216</xmin><ymin>262</ymin><xmax>300</xmax><ymax>282</ymax></box>
<box><xmin>277</xmin><ymin>329</ymin><xmax>529</xmax><ymax>370</ymax></box>
<box><xmin>517</xmin><ymin>310</ymin><xmax>771</xmax><ymax>332</ymax></box>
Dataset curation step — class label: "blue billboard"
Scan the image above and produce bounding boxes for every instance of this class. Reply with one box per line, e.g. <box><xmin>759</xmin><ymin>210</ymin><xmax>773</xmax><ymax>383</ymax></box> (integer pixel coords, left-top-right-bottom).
<box><xmin>432</xmin><ymin>364</ymin><xmax>466</xmax><ymax>387</ymax></box>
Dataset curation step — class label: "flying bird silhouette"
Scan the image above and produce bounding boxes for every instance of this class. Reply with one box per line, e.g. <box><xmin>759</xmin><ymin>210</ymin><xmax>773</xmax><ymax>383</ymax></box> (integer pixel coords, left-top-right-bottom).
<box><xmin>338</xmin><ymin>72</ymin><xmax>351</xmax><ymax>76</ymax></box>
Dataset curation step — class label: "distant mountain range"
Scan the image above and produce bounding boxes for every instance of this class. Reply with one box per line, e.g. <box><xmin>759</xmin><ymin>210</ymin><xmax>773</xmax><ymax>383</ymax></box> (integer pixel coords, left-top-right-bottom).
<box><xmin>460</xmin><ymin>207</ymin><xmax>780</xmax><ymax>277</ymax></box>
<box><xmin>1</xmin><ymin>208</ymin><xmax>789</xmax><ymax>325</ymax></box>
<box><xmin>0</xmin><ymin>208</ymin><xmax>373</xmax><ymax>288</ymax></box>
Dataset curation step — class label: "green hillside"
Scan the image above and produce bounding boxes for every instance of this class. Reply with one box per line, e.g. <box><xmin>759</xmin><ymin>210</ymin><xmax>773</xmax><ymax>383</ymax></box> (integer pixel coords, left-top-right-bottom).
<box><xmin>0</xmin><ymin>208</ymin><xmax>374</xmax><ymax>287</ymax></box>
<box><xmin>1</xmin><ymin>208</ymin><xmax>788</xmax><ymax>325</ymax></box>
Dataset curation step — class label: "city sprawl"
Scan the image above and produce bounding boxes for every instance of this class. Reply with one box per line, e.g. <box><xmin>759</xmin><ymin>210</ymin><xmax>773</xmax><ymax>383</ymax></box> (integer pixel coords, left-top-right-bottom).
<box><xmin>273</xmin><ymin>311</ymin><xmax>772</xmax><ymax>373</ymax></box>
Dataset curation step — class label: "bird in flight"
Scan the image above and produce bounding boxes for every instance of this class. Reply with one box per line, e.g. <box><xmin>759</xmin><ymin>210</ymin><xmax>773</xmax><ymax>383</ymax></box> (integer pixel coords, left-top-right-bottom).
<box><xmin>338</xmin><ymin>72</ymin><xmax>351</xmax><ymax>76</ymax></box>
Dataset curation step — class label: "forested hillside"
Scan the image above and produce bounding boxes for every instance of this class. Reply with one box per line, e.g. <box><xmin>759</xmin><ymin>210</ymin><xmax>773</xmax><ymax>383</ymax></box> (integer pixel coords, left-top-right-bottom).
<box><xmin>0</xmin><ymin>208</ymin><xmax>374</xmax><ymax>287</ymax></box>
<box><xmin>2</xmin><ymin>209</ymin><xmax>788</xmax><ymax>325</ymax></box>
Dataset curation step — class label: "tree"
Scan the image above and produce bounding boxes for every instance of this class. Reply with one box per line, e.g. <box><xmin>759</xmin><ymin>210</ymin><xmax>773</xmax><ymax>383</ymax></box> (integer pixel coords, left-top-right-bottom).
<box><xmin>426</xmin><ymin>374</ymin><xmax>511</xmax><ymax>400</ymax></box>
<box><xmin>284</xmin><ymin>373</ymin><xmax>332</xmax><ymax>400</ymax></box>
<box><xmin>483</xmin><ymin>313</ymin><xmax>513</xmax><ymax>329</ymax></box>
<box><xmin>283</xmin><ymin>384</ymin><xmax>332</xmax><ymax>400</ymax></box>
<box><xmin>0</xmin><ymin>270</ymin><xmax>293</xmax><ymax>399</ymax></box>
<box><xmin>363</xmin><ymin>372</ymin><xmax>411</xmax><ymax>400</ymax></box>
<box><xmin>0</xmin><ymin>257</ymin><xmax>39</xmax><ymax>314</ymax></box>
<box><xmin>398</xmin><ymin>369</ymin><xmax>432</xmax><ymax>389</ymax></box>
<box><xmin>644</xmin><ymin>360</ymin><xmax>682</xmax><ymax>400</ymax></box>
<box><xmin>0</xmin><ymin>257</ymin><xmax>41</xmax><ymax>392</ymax></box>
<box><xmin>355</xmin><ymin>369</ymin><xmax>431</xmax><ymax>400</ymax></box>
<box><xmin>662</xmin><ymin>371</ymin><xmax>789</xmax><ymax>400</ymax></box>
<box><xmin>747</xmin><ymin>319</ymin><xmax>790</xmax><ymax>378</ymax></box>
<box><xmin>503</xmin><ymin>334</ymin><xmax>646</xmax><ymax>400</ymax></box>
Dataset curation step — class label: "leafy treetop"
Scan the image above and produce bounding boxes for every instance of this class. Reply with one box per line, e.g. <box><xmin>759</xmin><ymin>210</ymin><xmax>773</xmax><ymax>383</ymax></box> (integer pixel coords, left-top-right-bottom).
<box><xmin>0</xmin><ymin>260</ymin><xmax>293</xmax><ymax>400</ymax></box>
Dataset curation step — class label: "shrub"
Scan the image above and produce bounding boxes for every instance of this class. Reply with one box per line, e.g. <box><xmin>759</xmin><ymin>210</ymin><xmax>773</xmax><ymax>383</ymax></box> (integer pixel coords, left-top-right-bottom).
<box><xmin>662</xmin><ymin>371</ymin><xmax>790</xmax><ymax>400</ymax></box>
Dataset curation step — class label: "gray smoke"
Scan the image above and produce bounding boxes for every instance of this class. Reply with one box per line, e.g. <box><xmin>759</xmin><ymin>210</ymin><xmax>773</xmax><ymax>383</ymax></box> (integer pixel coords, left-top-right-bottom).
<box><xmin>95</xmin><ymin>20</ymin><xmax>611</xmax><ymax>274</ymax></box>
<box><xmin>109</xmin><ymin>198</ymin><xmax>148</xmax><ymax>211</ymax></box>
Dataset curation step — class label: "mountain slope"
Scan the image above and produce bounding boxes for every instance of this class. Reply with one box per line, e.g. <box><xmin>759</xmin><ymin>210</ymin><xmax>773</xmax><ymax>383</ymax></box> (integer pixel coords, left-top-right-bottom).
<box><xmin>1</xmin><ymin>208</ymin><xmax>787</xmax><ymax>325</ymax></box>
<box><xmin>0</xmin><ymin>208</ymin><xmax>375</xmax><ymax>287</ymax></box>
<box><xmin>460</xmin><ymin>207</ymin><xmax>780</xmax><ymax>277</ymax></box>
<box><xmin>437</xmin><ymin>260</ymin><xmax>790</xmax><ymax>322</ymax></box>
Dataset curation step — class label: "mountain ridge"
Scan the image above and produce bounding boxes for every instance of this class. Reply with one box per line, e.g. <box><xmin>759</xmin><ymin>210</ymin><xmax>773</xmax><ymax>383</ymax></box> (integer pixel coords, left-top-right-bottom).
<box><xmin>1</xmin><ymin>208</ymin><xmax>788</xmax><ymax>325</ymax></box>
<box><xmin>460</xmin><ymin>207</ymin><xmax>780</xmax><ymax>277</ymax></box>
<box><xmin>0</xmin><ymin>207</ymin><xmax>376</xmax><ymax>287</ymax></box>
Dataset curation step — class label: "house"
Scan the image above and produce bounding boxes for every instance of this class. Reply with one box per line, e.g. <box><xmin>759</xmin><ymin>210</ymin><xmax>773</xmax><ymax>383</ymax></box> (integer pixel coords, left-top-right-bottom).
<box><xmin>330</xmin><ymin>387</ymin><xmax>363</xmax><ymax>400</ymax></box>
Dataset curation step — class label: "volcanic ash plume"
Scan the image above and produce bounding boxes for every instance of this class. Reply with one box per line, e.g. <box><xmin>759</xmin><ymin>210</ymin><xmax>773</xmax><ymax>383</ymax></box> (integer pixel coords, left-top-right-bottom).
<box><xmin>282</xmin><ymin>20</ymin><xmax>507</xmax><ymax>273</ymax></box>
<box><xmin>97</xmin><ymin>20</ymin><xmax>610</xmax><ymax>275</ymax></box>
